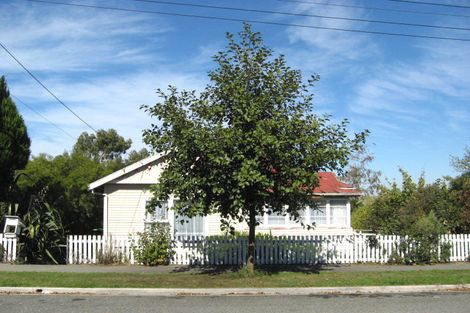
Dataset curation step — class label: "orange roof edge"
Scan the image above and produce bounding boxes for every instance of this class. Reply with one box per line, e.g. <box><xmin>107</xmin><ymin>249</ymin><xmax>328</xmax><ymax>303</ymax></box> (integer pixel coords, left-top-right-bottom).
<box><xmin>313</xmin><ymin>172</ymin><xmax>361</xmax><ymax>195</ymax></box>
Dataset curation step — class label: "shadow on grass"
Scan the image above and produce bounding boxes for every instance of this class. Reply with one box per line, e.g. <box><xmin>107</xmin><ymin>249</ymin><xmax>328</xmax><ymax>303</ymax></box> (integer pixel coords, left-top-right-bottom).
<box><xmin>171</xmin><ymin>264</ymin><xmax>338</xmax><ymax>275</ymax></box>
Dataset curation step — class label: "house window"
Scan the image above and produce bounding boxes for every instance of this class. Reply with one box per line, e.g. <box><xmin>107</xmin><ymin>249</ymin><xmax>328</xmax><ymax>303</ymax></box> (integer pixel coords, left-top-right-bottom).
<box><xmin>266</xmin><ymin>211</ymin><xmax>286</xmax><ymax>225</ymax></box>
<box><xmin>288</xmin><ymin>209</ymin><xmax>306</xmax><ymax>224</ymax></box>
<box><xmin>311</xmin><ymin>202</ymin><xmax>327</xmax><ymax>225</ymax></box>
<box><xmin>146</xmin><ymin>200</ymin><xmax>168</xmax><ymax>222</ymax></box>
<box><xmin>174</xmin><ymin>215</ymin><xmax>205</xmax><ymax>236</ymax></box>
<box><xmin>330</xmin><ymin>200</ymin><xmax>347</xmax><ymax>225</ymax></box>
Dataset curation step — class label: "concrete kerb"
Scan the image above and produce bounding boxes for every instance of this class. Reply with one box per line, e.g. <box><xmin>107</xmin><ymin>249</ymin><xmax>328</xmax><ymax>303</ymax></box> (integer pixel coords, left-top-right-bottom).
<box><xmin>1</xmin><ymin>285</ymin><xmax>470</xmax><ymax>297</ymax></box>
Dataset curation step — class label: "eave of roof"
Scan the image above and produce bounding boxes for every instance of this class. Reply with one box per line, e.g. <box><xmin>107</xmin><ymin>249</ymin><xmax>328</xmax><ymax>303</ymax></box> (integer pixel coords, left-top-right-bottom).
<box><xmin>88</xmin><ymin>153</ymin><xmax>164</xmax><ymax>191</ymax></box>
<box><xmin>88</xmin><ymin>155</ymin><xmax>361</xmax><ymax>197</ymax></box>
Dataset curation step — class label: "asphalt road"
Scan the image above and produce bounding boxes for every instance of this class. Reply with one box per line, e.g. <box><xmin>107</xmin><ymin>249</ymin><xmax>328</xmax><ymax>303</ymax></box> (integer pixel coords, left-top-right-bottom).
<box><xmin>1</xmin><ymin>293</ymin><xmax>470</xmax><ymax>313</ymax></box>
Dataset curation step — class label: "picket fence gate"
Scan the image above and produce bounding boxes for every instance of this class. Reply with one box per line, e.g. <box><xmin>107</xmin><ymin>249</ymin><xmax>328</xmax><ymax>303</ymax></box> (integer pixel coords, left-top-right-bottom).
<box><xmin>0</xmin><ymin>234</ymin><xmax>17</xmax><ymax>262</ymax></box>
<box><xmin>66</xmin><ymin>233</ymin><xmax>470</xmax><ymax>265</ymax></box>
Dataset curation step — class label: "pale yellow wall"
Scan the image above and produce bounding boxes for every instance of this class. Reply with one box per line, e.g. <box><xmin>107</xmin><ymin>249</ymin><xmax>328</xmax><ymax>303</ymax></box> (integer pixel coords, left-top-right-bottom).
<box><xmin>111</xmin><ymin>161</ymin><xmax>164</xmax><ymax>185</ymax></box>
<box><xmin>104</xmin><ymin>184</ymin><xmax>153</xmax><ymax>236</ymax></box>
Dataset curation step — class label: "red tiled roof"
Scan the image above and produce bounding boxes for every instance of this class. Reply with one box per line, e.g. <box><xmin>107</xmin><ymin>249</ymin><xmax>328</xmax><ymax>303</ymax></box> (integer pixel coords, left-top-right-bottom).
<box><xmin>313</xmin><ymin>172</ymin><xmax>361</xmax><ymax>195</ymax></box>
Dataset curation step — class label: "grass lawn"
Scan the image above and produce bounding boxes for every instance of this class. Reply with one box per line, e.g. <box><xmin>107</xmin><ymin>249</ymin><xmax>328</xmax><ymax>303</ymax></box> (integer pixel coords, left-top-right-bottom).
<box><xmin>2</xmin><ymin>269</ymin><xmax>470</xmax><ymax>288</ymax></box>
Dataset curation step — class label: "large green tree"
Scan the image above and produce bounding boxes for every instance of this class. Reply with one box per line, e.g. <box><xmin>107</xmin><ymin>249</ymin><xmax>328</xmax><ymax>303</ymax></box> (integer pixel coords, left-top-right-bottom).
<box><xmin>73</xmin><ymin>128</ymin><xmax>132</xmax><ymax>163</ymax></box>
<box><xmin>0</xmin><ymin>76</ymin><xmax>31</xmax><ymax>203</ymax></box>
<box><xmin>143</xmin><ymin>24</ymin><xmax>367</xmax><ymax>270</ymax></box>
<box><xmin>16</xmin><ymin>129</ymin><xmax>144</xmax><ymax>234</ymax></box>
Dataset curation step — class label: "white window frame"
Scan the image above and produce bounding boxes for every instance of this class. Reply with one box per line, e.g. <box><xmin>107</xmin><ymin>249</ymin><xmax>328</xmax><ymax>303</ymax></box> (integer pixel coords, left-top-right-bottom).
<box><xmin>328</xmin><ymin>199</ymin><xmax>348</xmax><ymax>226</ymax></box>
<box><xmin>310</xmin><ymin>201</ymin><xmax>327</xmax><ymax>226</ymax></box>
<box><xmin>266</xmin><ymin>210</ymin><xmax>287</xmax><ymax>226</ymax></box>
<box><xmin>259</xmin><ymin>198</ymin><xmax>351</xmax><ymax>229</ymax></box>
<box><xmin>171</xmin><ymin>199</ymin><xmax>206</xmax><ymax>236</ymax></box>
<box><xmin>174</xmin><ymin>215</ymin><xmax>205</xmax><ymax>236</ymax></box>
<box><xmin>145</xmin><ymin>200</ymin><xmax>169</xmax><ymax>223</ymax></box>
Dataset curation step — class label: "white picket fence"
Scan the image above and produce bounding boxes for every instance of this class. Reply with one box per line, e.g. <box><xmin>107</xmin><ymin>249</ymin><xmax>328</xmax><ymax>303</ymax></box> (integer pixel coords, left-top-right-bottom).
<box><xmin>66</xmin><ymin>233</ymin><xmax>470</xmax><ymax>265</ymax></box>
<box><xmin>0</xmin><ymin>234</ymin><xmax>18</xmax><ymax>262</ymax></box>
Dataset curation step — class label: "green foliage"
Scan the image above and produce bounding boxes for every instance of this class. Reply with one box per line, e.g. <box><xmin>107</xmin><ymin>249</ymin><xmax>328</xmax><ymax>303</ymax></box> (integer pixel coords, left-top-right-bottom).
<box><xmin>353</xmin><ymin>169</ymin><xmax>459</xmax><ymax>235</ymax></box>
<box><xmin>407</xmin><ymin>212</ymin><xmax>445</xmax><ymax>264</ymax></box>
<box><xmin>14</xmin><ymin>129</ymin><xmax>145</xmax><ymax>235</ymax></box>
<box><xmin>73</xmin><ymin>128</ymin><xmax>132</xmax><ymax>163</ymax></box>
<box><xmin>16</xmin><ymin>153</ymin><xmax>119</xmax><ymax>234</ymax></box>
<box><xmin>0</xmin><ymin>76</ymin><xmax>31</xmax><ymax>203</ymax></box>
<box><xmin>385</xmin><ymin>212</ymin><xmax>450</xmax><ymax>264</ymax></box>
<box><xmin>450</xmin><ymin>172</ymin><xmax>470</xmax><ymax>233</ymax></box>
<box><xmin>440</xmin><ymin>242</ymin><xmax>452</xmax><ymax>263</ymax></box>
<box><xmin>126</xmin><ymin>148</ymin><xmax>150</xmax><ymax>165</ymax></box>
<box><xmin>18</xmin><ymin>187</ymin><xmax>65</xmax><ymax>264</ymax></box>
<box><xmin>132</xmin><ymin>223</ymin><xmax>175</xmax><ymax>266</ymax></box>
<box><xmin>142</xmin><ymin>24</ymin><xmax>367</xmax><ymax>267</ymax></box>
<box><xmin>451</xmin><ymin>146</ymin><xmax>470</xmax><ymax>174</ymax></box>
<box><xmin>351</xmin><ymin>196</ymin><xmax>374</xmax><ymax>230</ymax></box>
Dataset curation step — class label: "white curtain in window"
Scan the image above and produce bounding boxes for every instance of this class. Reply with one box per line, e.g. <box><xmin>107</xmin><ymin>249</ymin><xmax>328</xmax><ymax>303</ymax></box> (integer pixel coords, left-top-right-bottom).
<box><xmin>147</xmin><ymin>201</ymin><xmax>168</xmax><ymax>221</ymax></box>
<box><xmin>330</xmin><ymin>200</ymin><xmax>347</xmax><ymax>225</ymax></box>
<box><xmin>267</xmin><ymin>211</ymin><xmax>285</xmax><ymax>225</ymax></box>
<box><xmin>175</xmin><ymin>215</ymin><xmax>204</xmax><ymax>236</ymax></box>
<box><xmin>311</xmin><ymin>202</ymin><xmax>327</xmax><ymax>225</ymax></box>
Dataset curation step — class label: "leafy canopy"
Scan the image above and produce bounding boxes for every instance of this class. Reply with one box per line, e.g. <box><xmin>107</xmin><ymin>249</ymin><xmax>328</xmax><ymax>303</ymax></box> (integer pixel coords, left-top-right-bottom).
<box><xmin>73</xmin><ymin>128</ymin><xmax>132</xmax><ymax>163</ymax></box>
<box><xmin>143</xmin><ymin>24</ymin><xmax>367</xmax><ymax>229</ymax></box>
<box><xmin>352</xmin><ymin>169</ymin><xmax>461</xmax><ymax>234</ymax></box>
<box><xmin>16</xmin><ymin>129</ymin><xmax>146</xmax><ymax>235</ymax></box>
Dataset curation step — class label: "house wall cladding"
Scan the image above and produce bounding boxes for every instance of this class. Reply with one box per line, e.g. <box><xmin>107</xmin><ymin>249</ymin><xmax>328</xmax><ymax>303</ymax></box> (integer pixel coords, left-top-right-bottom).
<box><xmin>104</xmin><ymin>184</ymin><xmax>151</xmax><ymax>236</ymax></box>
<box><xmin>66</xmin><ymin>233</ymin><xmax>470</xmax><ymax>266</ymax></box>
<box><xmin>104</xmin><ymin>185</ymin><xmax>354</xmax><ymax>237</ymax></box>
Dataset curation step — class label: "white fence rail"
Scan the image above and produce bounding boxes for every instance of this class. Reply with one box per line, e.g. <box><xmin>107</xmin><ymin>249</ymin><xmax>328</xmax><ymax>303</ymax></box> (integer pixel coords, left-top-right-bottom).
<box><xmin>0</xmin><ymin>234</ymin><xmax>17</xmax><ymax>262</ymax></box>
<box><xmin>66</xmin><ymin>234</ymin><xmax>470</xmax><ymax>265</ymax></box>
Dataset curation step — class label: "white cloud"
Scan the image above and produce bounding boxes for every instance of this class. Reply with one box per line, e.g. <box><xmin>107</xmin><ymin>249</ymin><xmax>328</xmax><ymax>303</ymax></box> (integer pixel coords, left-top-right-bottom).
<box><xmin>350</xmin><ymin>40</ymin><xmax>470</xmax><ymax>135</ymax></box>
<box><xmin>12</xmin><ymin>70</ymin><xmax>208</xmax><ymax>155</ymax></box>
<box><xmin>281</xmin><ymin>0</ymin><xmax>379</xmax><ymax>71</ymax></box>
<box><xmin>0</xmin><ymin>1</ymin><xmax>204</xmax><ymax>156</ymax></box>
<box><xmin>0</xmin><ymin>1</ymin><xmax>171</xmax><ymax>73</ymax></box>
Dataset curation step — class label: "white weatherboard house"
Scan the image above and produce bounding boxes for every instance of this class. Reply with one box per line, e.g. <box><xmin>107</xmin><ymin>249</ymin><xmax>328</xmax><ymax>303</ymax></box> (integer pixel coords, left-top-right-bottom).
<box><xmin>88</xmin><ymin>154</ymin><xmax>361</xmax><ymax>237</ymax></box>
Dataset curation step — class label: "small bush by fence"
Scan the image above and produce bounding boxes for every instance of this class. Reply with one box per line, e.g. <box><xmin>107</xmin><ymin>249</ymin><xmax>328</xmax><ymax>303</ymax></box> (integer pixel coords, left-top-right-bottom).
<box><xmin>65</xmin><ymin>233</ymin><xmax>470</xmax><ymax>266</ymax></box>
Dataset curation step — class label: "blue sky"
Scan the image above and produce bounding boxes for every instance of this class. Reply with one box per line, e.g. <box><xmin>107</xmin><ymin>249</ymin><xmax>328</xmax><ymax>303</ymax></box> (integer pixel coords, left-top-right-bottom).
<box><xmin>1</xmin><ymin>0</ymin><xmax>469</xmax><ymax>183</ymax></box>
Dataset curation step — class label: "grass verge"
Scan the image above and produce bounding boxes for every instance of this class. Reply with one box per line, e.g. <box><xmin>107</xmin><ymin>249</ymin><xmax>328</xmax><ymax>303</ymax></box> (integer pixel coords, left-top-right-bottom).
<box><xmin>1</xmin><ymin>269</ymin><xmax>470</xmax><ymax>288</ymax></box>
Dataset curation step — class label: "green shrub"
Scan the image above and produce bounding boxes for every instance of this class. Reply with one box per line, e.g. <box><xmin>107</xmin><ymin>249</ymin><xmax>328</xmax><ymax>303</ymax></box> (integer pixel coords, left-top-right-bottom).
<box><xmin>132</xmin><ymin>223</ymin><xmax>175</xmax><ymax>266</ymax></box>
<box><xmin>387</xmin><ymin>212</ymin><xmax>449</xmax><ymax>264</ymax></box>
<box><xmin>18</xmin><ymin>187</ymin><xmax>66</xmax><ymax>264</ymax></box>
<box><xmin>439</xmin><ymin>242</ymin><xmax>452</xmax><ymax>263</ymax></box>
<box><xmin>407</xmin><ymin>212</ymin><xmax>445</xmax><ymax>264</ymax></box>
<box><xmin>387</xmin><ymin>250</ymin><xmax>404</xmax><ymax>265</ymax></box>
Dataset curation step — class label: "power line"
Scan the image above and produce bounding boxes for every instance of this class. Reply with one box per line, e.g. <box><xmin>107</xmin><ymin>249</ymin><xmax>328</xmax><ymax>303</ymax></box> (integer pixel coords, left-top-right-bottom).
<box><xmin>0</xmin><ymin>42</ymin><xmax>98</xmax><ymax>133</ymax></box>
<box><xmin>135</xmin><ymin>0</ymin><xmax>470</xmax><ymax>32</ymax></box>
<box><xmin>386</xmin><ymin>0</ymin><xmax>470</xmax><ymax>9</ymax></box>
<box><xmin>26</xmin><ymin>0</ymin><xmax>470</xmax><ymax>42</ymax></box>
<box><xmin>277</xmin><ymin>0</ymin><xmax>470</xmax><ymax>19</ymax></box>
<box><xmin>12</xmin><ymin>95</ymin><xmax>76</xmax><ymax>140</ymax></box>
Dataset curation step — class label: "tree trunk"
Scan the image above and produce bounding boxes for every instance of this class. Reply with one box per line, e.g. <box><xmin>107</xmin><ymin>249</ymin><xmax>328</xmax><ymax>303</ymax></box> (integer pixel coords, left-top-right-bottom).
<box><xmin>246</xmin><ymin>209</ymin><xmax>256</xmax><ymax>272</ymax></box>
